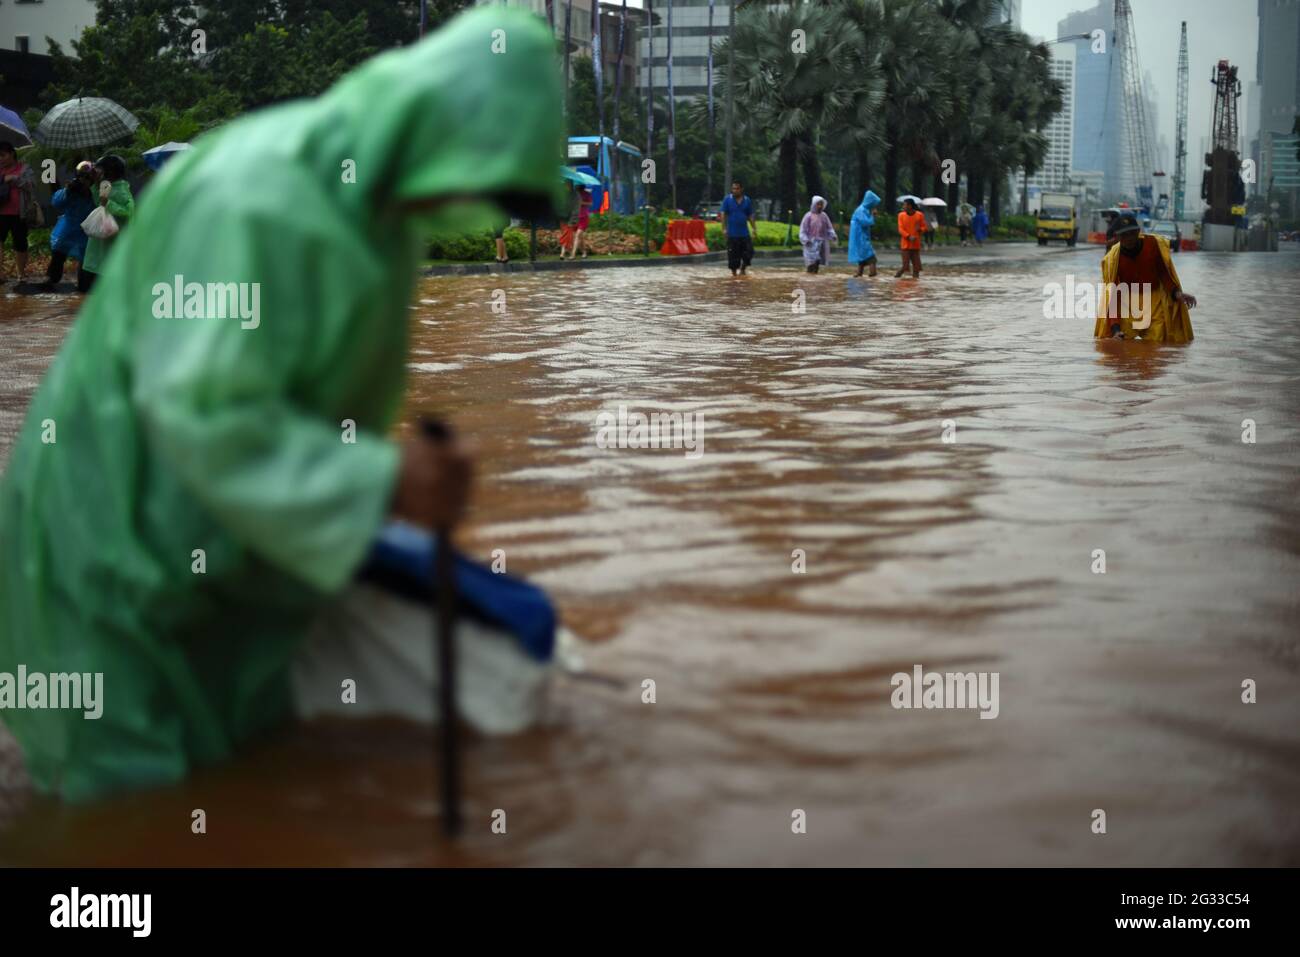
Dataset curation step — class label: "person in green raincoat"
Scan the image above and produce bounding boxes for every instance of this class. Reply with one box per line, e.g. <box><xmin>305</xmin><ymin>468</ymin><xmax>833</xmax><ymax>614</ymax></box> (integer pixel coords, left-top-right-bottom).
<box><xmin>80</xmin><ymin>154</ymin><xmax>135</xmax><ymax>292</ymax></box>
<box><xmin>0</xmin><ymin>7</ymin><xmax>564</xmax><ymax>801</ymax></box>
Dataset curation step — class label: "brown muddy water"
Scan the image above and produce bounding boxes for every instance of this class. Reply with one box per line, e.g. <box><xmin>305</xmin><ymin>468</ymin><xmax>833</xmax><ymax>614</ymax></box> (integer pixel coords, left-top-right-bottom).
<box><xmin>1</xmin><ymin>244</ymin><xmax>1298</xmax><ymax>866</ymax></box>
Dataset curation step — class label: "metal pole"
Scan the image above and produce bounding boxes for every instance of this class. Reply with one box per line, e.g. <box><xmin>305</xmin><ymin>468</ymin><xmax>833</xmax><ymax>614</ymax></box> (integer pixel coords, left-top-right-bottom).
<box><xmin>666</xmin><ymin>0</ymin><xmax>676</xmax><ymax>212</ymax></box>
<box><xmin>706</xmin><ymin>0</ymin><xmax>715</xmax><ymax>209</ymax></box>
<box><xmin>593</xmin><ymin>0</ymin><xmax>605</xmax><ymax>191</ymax></box>
<box><xmin>435</xmin><ymin>524</ymin><xmax>460</xmax><ymax>838</ymax></box>
<box><xmin>724</xmin><ymin>0</ymin><xmax>735</xmax><ymax>192</ymax></box>
<box><xmin>613</xmin><ymin>1</ymin><xmax>627</xmax><ymax>211</ymax></box>
<box><xmin>563</xmin><ymin>2</ymin><xmax>573</xmax><ymax>120</ymax></box>
<box><xmin>419</xmin><ymin>417</ymin><xmax>460</xmax><ymax>840</ymax></box>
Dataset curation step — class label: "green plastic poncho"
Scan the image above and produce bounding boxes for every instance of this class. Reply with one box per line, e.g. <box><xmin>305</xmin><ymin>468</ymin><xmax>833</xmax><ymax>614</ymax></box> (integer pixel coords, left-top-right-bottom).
<box><xmin>0</xmin><ymin>7</ymin><xmax>562</xmax><ymax>801</ymax></box>
<box><xmin>82</xmin><ymin>179</ymin><xmax>135</xmax><ymax>275</ymax></box>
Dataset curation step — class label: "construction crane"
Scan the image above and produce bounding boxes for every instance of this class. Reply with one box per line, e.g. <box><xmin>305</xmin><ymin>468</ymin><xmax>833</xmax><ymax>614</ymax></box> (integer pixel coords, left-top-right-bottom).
<box><xmin>1172</xmin><ymin>22</ymin><xmax>1188</xmax><ymax>221</ymax></box>
<box><xmin>1114</xmin><ymin>0</ymin><xmax>1160</xmax><ymax>215</ymax></box>
<box><xmin>1202</xmin><ymin>59</ymin><xmax>1244</xmax><ymax>226</ymax></box>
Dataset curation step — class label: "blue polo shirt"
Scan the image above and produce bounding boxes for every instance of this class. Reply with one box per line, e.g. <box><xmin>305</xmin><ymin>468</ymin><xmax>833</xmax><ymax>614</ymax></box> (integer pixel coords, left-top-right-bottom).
<box><xmin>721</xmin><ymin>194</ymin><xmax>753</xmax><ymax>238</ymax></box>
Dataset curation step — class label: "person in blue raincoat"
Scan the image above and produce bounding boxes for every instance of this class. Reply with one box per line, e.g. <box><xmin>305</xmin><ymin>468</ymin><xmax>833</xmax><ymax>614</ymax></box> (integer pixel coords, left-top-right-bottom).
<box><xmin>848</xmin><ymin>190</ymin><xmax>881</xmax><ymax>277</ymax></box>
<box><xmin>972</xmin><ymin>205</ymin><xmax>990</xmax><ymax>245</ymax></box>
<box><xmin>38</xmin><ymin>161</ymin><xmax>97</xmax><ymax>292</ymax></box>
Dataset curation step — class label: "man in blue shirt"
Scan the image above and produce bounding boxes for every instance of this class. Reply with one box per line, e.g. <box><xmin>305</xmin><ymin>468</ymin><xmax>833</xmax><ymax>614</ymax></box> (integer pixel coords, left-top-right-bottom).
<box><xmin>718</xmin><ymin>180</ymin><xmax>755</xmax><ymax>276</ymax></box>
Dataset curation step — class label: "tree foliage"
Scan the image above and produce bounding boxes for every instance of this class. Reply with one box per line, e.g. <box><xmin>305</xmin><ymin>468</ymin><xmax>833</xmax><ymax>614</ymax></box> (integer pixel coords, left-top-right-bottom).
<box><xmin>715</xmin><ymin>0</ymin><xmax>1062</xmax><ymax>221</ymax></box>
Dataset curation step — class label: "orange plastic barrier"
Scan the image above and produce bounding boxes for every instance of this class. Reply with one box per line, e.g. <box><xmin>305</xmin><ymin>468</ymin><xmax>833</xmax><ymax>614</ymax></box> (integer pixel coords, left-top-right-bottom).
<box><xmin>659</xmin><ymin>219</ymin><xmax>709</xmax><ymax>255</ymax></box>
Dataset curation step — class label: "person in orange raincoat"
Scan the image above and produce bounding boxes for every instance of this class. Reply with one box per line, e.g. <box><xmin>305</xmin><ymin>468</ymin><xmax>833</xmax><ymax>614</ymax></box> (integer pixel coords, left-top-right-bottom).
<box><xmin>895</xmin><ymin>198</ymin><xmax>927</xmax><ymax>278</ymax></box>
<box><xmin>1093</xmin><ymin>212</ymin><xmax>1196</xmax><ymax>342</ymax></box>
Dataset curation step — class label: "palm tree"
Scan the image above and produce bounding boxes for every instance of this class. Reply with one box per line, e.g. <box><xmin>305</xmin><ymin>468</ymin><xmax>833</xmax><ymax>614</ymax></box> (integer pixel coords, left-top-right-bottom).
<box><xmin>827</xmin><ymin>0</ymin><xmax>887</xmax><ymax>200</ymax></box>
<box><xmin>961</xmin><ymin>27</ymin><xmax>1060</xmax><ymax>222</ymax></box>
<box><xmin>869</xmin><ymin>0</ymin><xmax>957</xmax><ymax>209</ymax></box>
<box><xmin>716</xmin><ymin>2</ymin><xmax>858</xmax><ymax>217</ymax></box>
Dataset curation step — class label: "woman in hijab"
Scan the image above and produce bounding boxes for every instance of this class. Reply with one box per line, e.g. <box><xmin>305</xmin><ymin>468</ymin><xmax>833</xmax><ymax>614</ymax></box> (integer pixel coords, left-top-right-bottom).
<box><xmin>799</xmin><ymin>195</ymin><xmax>836</xmax><ymax>274</ymax></box>
<box><xmin>972</xmin><ymin>205</ymin><xmax>990</xmax><ymax>246</ymax></box>
<box><xmin>848</xmin><ymin>190</ymin><xmax>881</xmax><ymax>277</ymax></box>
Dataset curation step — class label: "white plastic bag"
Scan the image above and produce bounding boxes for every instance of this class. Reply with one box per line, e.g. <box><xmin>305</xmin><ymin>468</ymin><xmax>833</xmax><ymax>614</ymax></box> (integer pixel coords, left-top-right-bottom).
<box><xmin>81</xmin><ymin>206</ymin><xmax>119</xmax><ymax>240</ymax></box>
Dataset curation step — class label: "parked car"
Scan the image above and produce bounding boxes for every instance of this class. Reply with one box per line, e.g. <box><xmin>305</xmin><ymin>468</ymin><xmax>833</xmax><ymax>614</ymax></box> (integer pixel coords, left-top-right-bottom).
<box><xmin>694</xmin><ymin>201</ymin><xmax>723</xmax><ymax>221</ymax></box>
<box><xmin>1149</xmin><ymin>219</ymin><xmax>1181</xmax><ymax>251</ymax></box>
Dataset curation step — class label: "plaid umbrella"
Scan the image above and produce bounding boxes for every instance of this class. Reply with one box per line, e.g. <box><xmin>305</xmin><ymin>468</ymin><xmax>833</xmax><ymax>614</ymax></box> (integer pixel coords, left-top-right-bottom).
<box><xmin>0</xmin><ymin>105</ymin><xmax>32</xmax><ymax>147</ymax></box>
<box><xmin>34</xmin><ymin>97</ymin><xmax>139</xmax><ymax>149</ymax></box>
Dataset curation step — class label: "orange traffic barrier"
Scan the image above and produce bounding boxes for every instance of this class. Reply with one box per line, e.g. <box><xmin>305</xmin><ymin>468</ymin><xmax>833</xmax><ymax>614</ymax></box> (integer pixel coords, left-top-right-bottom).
<box><xmin>659</xmin><ymin>219</ymin><xmax>709</xmax><ymax>255</ymax></box>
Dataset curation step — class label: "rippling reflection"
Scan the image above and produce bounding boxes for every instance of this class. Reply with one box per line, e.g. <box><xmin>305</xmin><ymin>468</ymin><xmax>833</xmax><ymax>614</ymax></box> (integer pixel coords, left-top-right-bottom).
<box><xmin>1</xmin><ymin>245</ymin><xmax>1298</xmax><ymax>865</ymax></box>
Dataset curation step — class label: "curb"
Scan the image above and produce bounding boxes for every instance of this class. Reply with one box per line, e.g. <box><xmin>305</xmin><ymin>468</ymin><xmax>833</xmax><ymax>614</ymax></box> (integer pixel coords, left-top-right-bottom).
<box><xmin>422</xmin><ymin>247</ymin><xmax>805</xmax><ymax>277</ymax></box>
<box><xmin>419</xmin><ymin>241</ymin><xmax>1062</xmax><ymax>277</ymax></box>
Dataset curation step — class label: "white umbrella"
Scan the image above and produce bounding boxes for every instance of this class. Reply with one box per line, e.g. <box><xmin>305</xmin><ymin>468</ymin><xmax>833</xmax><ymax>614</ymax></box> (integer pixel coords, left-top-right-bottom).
<box><xmin>142</xmin><ymin>141</ymin><xmax>192</xmax><ymax>171</ymax></box>
<box><xmin>920</xmin><ymin>197</ymin><xmax>948</xmax><ymax>207</ymax></box>
<box><xmin>896</xmin><ymin>194</ymin><xmax>923</xmax><ymax>206</ymax></box>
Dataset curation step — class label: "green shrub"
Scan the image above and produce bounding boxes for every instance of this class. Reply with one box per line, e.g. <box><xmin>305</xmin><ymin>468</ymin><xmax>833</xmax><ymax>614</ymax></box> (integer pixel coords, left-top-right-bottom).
<box><xmin>426</xmin><ymin>229</ymin><xmax>530</xmax><ymax>261</ymax></box>
<box><xmin>22</xmin><ymin>227</ymin><xmax>52</xmax><ymax>256</ymax></box>
<box><xmin>1000</xmin><ymin>214</ymin><xmax>1036</xmax><ymax>235</ymax></box>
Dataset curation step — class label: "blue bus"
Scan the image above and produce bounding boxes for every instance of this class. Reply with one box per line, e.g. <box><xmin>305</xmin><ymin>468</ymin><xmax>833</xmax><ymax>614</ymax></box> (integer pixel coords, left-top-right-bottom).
<box><xmin>566</xmin><ymin>136</ymin><xmax>646</xmax><ymax>215</ymax></box>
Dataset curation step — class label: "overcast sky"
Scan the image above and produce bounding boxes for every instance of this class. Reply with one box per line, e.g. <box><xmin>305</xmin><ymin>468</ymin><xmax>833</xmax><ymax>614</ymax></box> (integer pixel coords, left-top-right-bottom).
<box><xmin>1019</xmin><ymin>0</ymin><xmax>1260</xmax><ymax>167</ymax></box>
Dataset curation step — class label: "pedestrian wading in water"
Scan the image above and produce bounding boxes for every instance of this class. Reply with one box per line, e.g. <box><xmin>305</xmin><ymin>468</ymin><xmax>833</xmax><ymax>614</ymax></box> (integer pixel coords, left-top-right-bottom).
<box><xmin>0</xmin><ymin>7</ymin><xmax>567</xmax><ymax>802</ymax></box>
<box><xmin>895</xmin><ymin>197</ymin><xmax>926</xmax><ymax>278</ymax></box>
<box><xmin>799</xmin><ymin>195</ymin><xmax>836</xmax><ymax>274</ymax></box>
<box><xmin>718</xmin><ymin>179</ymin><xmax>755</xmax><ymax>276</ymax></box>
<box><xmin>1093</xmin><ymin>211</ymin><xmax>1196</xmax><ymax>343</ymax></box>
<box><xmin>849</xmin><ymin>190</ymin><xmax>881</xmax><ymax>277</ymax></box>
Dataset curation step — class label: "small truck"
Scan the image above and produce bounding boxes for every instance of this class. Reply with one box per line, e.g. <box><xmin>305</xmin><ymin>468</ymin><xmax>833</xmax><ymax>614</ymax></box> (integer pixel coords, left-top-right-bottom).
<box><xmin>1036</xmin><ymin>191</ymin><xmax>1078</xmax><ymax>246</ymax></box>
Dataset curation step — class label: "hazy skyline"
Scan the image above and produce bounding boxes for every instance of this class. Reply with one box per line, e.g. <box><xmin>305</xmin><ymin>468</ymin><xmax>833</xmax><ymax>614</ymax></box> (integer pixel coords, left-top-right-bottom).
<box><xmin>622</xmin><ymin>0</ymin><xmax>1266</xmax><ymax>207</ymax></box>
<box><xmin>1020</xmin><ymin>0</ymin><xmax>1261</xmax><ymax>204</ymax></box>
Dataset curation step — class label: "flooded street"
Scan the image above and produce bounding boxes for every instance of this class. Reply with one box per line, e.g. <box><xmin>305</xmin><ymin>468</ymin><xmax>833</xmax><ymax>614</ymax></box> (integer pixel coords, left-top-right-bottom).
<box><xmin>2</xmin><ymin>244</ymin><xmax>1298</xmax><ymax>865</ymax></box>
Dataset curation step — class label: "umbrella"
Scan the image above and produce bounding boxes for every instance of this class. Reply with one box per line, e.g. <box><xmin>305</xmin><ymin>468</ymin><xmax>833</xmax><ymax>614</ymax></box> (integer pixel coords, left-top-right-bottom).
<box><xmin>920</xmin><ymin>197</ymin><xmax>948</xmax><ymax>207</ymax></box>
<box><xmin>34</xmin><ymin>97</ymin><xmax>140</xmax><ymax>149</ymax></box>
<box><xmin>561</xmin><ymin>165</ymin><xmax>600</xmax><ymax>187</ymax></box>
<box><xmin>142</xmin><ymin>141</ymin><xmax>192</xmax><ymax>171</ymax></box>
<box><xmin>896</xmin><ymin>194</ymin><xmax>923</xmax><ymax>206</ymax></box>
<box><xmin>0</xmin><ymin>106</ymin><xmax>31</xmax><ymax>147</ymax></box>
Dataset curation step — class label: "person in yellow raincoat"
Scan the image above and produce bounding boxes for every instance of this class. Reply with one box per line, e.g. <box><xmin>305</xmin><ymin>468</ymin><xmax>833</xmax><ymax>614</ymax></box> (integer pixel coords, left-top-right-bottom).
<box><xmin>1093</xmin><ymin>212</ymin><xmax>1196</xmax><ymax>342</ymax></box>
<box><xmin>0</xmin><ymin>7</ymin><xmax>563</xmax><ymax>802</ymax></box>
